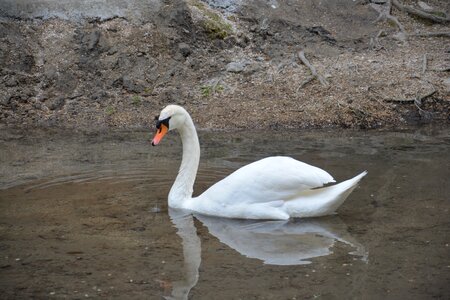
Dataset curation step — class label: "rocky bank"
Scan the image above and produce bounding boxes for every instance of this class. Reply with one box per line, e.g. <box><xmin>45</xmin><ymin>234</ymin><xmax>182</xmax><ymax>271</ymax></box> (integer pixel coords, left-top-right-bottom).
<box><xmin>0</xmin><ymin>0</ymin><xmax>449</xmax><ymax>130</ymax></box>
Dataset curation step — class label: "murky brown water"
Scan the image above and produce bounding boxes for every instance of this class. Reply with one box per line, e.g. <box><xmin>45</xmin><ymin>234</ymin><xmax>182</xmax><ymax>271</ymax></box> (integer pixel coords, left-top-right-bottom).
<box><xmin>0</xmin><ymin>126</ymin><xmax>449</xmax><ymax>299</ymax></box>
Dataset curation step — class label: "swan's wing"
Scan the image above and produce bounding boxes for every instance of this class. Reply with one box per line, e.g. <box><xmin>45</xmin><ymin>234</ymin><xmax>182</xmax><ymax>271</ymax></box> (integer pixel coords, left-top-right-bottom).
<box><xmin>198</xmin><ymin>156</ymin><xmax>335</xmax><ymax>206</ymax></box>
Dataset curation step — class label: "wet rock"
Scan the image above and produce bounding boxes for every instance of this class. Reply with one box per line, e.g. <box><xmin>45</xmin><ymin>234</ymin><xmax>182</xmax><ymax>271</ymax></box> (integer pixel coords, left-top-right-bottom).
<box><xmin>47</xmin><ymin>96</ymin><xmax>65</xmax><ymax>110</ymax></box>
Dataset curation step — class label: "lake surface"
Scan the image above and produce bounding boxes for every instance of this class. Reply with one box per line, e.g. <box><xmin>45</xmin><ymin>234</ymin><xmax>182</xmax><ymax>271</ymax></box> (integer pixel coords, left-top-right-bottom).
<box><xmin>0</xmin><ymin>126</ymin><xmax>449</xmax><ymax>299</ymax></box>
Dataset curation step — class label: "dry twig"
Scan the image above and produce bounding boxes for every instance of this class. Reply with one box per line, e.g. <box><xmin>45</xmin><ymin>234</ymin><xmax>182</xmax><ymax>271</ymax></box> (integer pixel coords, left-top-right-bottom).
<box><xmin>297</xmin><ymin>50</ymin><xmax>329</xmax><ymax>87</ymax></box>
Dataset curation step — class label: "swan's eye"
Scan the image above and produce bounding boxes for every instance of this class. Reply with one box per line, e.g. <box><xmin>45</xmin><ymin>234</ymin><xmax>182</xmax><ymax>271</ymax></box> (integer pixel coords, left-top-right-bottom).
<box><xmin>156</xmin><ymin>117</ymin><xmax>171</xmax><ymax>131</ymax></box>
<box><xmin>154</xmin><ymin>115</ymin><xmax>159</xmax><ymax>121</ymax></box>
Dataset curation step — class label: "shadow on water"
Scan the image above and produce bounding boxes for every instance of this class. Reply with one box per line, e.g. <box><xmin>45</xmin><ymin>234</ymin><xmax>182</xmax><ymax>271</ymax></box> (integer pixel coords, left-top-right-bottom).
<box><xmin>0</xmin><ymin>126</ymin><xmax>449</xmax><ymax>299</ymax></box>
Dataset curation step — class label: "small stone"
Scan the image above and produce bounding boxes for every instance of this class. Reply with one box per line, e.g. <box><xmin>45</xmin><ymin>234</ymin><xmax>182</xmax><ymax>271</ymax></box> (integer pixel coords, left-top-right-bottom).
<box><xmin>87</xmin><ymin>31</ymin><xmax>101</xmax><ymax>50</ymax></box>
<box><xmin>107</xmin><ymin>46</ymin><xmax>118</xmax><ymax>55</ymax></box>
<box><xmin>226</xmin><ymin>60</ymin><xmax>251</xmax><ymax>73</ymax></box>
<box><xmin>178</xmin><ymin>43</ymin><xmax>191</xmax><ymax>57</ymax></box>
<box><xmin>149</xmin><ymin>206</ymin><xmax>162</xmax><ymax>213</ymax></box>
<box><xmin>0</xmin><ymin>96</ymin><xmax>11</xmax><ymax>106</ymax></box>
<box><xmin>418</xmin><ymin>1</ymin><xmax>434</xmax><ymax>11</ymax></box>
<box><xmin>122</xmin><ymin>76</ymin><xmax>144</xmax><ymax>93</ymax></box>
<box><xmin>47</xmin><ymin>96</ymin><xmax>65</xmax><ymax>110</ymax></box>
<box><xmin>443</xmin><ymin>78</ymin><xmax>450</xmax><ymax>93</ymax></box>
<box><xmin>5</xmin><ymin>77</ymin><xmax>18</xmax><ymax>87</ymax></box>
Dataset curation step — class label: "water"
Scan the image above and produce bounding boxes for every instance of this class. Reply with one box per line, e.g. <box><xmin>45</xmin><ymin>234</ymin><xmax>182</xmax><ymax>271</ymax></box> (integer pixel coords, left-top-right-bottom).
<box><xmin>0</xmin><ymin>127</ymin><xmax>449</xmax><ymax>299</ymax></box>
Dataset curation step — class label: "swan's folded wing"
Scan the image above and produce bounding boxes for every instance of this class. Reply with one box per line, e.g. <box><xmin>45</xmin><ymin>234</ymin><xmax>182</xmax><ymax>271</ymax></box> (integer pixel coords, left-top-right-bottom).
<box><xmin>198</xmin><ymin>156</ymin><xmax>335</xmax><ymax>205</ymax></box>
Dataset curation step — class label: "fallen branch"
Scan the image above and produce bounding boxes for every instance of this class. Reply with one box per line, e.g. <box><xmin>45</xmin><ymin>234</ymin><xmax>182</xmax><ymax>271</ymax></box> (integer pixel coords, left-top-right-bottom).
<box><xmin>392</xmin><ymin>0</ymin><xmax>450</xmax><ymax>24</ymax></box>
<box><xmin>297</xmin><ymin>50</ymin><xmax>329</xmax><ymax>87</ymax></box>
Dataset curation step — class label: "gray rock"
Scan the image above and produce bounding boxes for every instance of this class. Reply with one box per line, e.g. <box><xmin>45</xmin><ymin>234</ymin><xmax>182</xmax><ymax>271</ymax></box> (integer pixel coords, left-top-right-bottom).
<box><xmin>47</xmin><ymin>96</ymin><xmax>65</xmax><ymax>110</ymax></box>
<box><xmin>243</xmin><ymin>62</ymin><xmax>262</xmax><ymax>75</ymax></box>
<box><xmin>122</xmin><ymin>76</ymin><xmax>145</xmax><ymax>93</ymax></box>
<box><xmin>443</xmin><ymin>77</ymin><xmax>450</xmax><ymax>93</ymax></box>
<box><xmin>1</xmin><ymin>95</ymin><xmax>11</xmax><ymax>107</ymax></box>
<box><xmin>178</xmin><ymin>43</ymin><xmax>191</xmax><ymax>57</ymax></box>
<box><xmin>5</xmin><ymin>77</ymin><xmax>18</xmax><ymax>87</ymax></box>
<box><xmin>418</xmin><ymin>1</ymin><xmax>434</xmax><ymax>12</ymax></box>
<box><xmin>87</xmin><ymin>31</ymin><xmax>101</xmax><ymax>50</ymax></box>
<box><xmin>226</xmin><ymin>60</ymin><xmax>251</xmax><ymax>73</ymax></box>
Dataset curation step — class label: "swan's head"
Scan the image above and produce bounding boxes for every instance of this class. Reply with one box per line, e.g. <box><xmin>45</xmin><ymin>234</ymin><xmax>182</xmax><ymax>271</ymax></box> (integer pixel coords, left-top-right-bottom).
<box><xmin>151</xmin><ymin>105</ymin><xmax>188</xmax><ymax>146</ymax></box>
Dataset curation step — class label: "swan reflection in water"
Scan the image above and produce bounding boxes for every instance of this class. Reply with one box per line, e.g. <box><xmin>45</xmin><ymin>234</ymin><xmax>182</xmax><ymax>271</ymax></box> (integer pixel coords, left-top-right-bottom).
<box><xmin>165</xmin><ymin>209</ymin><xmax>368</xmax><ymax>300</ymax></box>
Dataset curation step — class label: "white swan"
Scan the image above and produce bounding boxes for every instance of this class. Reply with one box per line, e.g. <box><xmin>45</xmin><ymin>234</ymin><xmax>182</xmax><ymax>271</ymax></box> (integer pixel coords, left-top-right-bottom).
<box><xmin>152</xmin><ymin>105</ymin><xmax>367</xmax><ymax>220</ymax></box>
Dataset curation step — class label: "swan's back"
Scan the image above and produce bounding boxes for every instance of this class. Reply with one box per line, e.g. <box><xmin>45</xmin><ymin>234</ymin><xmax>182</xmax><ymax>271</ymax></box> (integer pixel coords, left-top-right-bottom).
<box><xmin>197</xmin><ymin>156</ymin><xmax>335</xmax><ymax>206</ymax></box>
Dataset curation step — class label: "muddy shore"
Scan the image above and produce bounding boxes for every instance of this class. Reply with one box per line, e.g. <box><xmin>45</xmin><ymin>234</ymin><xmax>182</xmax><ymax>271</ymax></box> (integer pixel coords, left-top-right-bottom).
<box><xmin>0</xmin><ymin>0</ymin><xmax>449</xmax><ymax>130</ymax></box>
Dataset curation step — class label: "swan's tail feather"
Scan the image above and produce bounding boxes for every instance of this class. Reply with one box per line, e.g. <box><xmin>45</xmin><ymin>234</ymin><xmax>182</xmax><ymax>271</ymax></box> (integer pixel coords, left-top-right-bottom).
<box><xmin>285</xmin><ymin>171</ymin><xmax>367</xmax><ymax>218</ymax></box>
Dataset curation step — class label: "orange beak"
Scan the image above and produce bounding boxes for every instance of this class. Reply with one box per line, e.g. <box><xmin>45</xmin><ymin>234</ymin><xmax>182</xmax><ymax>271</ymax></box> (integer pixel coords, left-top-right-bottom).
<box><xmin>152</xmin><ymin>124</ymin><xmax>168</xmax><ymax>146</ymax></box>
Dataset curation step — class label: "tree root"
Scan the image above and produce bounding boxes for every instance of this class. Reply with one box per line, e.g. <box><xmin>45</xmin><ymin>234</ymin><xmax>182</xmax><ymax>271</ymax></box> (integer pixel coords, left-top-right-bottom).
<box><xmin>382</xmin><ymin>88</ymin><xmax>436</xmax><ymax>104</ymax></box>
<box><xmin>370</xmin><ymin>0</ymin><xmax>407</xmax><ymax>41</ymax></box>
<box><xmin>370</xmin><ymin>30</ymin><xmax>386</xmax><ymax>50</ymax></box>
<box><xmin>422</xmin><ymin>54</ymin><xmax>427</xmax><ymax>74</ymax></box>
<box><xmin>413</xmin><ymin>31</ymin><xmax>450</xmax><ymax>38</ymax></box>
<box><xmin>370</xmin><ymin>0</ymin><xmax>449</xmax><ymax>44</ymax></box>
<box><xmin>391</xmin><ymin>0</ymin><xmax>450</xmax><ymax>24</ymax></box>
<box><xmin>297</xmin><ymin>50</ymin><xmax>329</xmax><ymax>88</ymax></box>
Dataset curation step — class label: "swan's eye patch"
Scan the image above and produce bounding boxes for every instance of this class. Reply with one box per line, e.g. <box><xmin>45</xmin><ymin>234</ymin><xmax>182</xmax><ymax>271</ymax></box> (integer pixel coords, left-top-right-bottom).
<box><xmin>155</xmin><ymin>116</ymin><xmax>171</xmax><ymax>131</ymax></box>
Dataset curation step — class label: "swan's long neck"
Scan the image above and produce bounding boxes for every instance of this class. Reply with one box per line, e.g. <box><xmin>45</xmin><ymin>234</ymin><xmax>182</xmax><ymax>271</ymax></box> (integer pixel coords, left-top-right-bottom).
<box><xmin>168</xmin><ymin>115</ymin><xmax>200</xmax><ymax>208</ymax></box>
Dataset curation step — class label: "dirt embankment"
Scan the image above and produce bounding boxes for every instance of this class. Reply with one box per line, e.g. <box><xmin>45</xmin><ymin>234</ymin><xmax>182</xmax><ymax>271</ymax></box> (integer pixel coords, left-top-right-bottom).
<box><xmin>0</xmin><ymin>0</ymin><xmax>449</xmax><ymax>130</ymax></box>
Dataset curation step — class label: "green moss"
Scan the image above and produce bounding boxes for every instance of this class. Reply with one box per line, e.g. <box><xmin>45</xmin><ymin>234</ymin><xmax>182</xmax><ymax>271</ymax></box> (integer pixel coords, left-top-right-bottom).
<box><xmin>191</xmin><ymin>0</ymin><xmax>233</xmax><ymax>39</ymax></box>
<box><xmin>144</xmin><ymin>87</ymin><xmax>153</xmax><ymax>94</ymax></box>
<box><xmin>105</xmin><ymin>106</ymin><xmax>116</xmax><ymax>116</ymax></box>
<box><xmin>201</xmin><ymin>85</ymin><xmax>212</xmax><ymax>97</ymax></box>
<box><xmin>200</xmin><ymin>84</ymin><xmax>224</xmax><ymax>97</ymax></box>
<box><xmin>203</xmin><ymin>18</ymin><xmax>232</xmax><ymax>39</ymax></box>
<box><xmin>387</xmin><ymin>19</ymin><xmax>397</xmax><ymax>27</ymax></box>
<box><xmin>215</xmin><ymin>84</ymin><xmax>224</xmax><ymax>92</ymax></box>
<box><xmin>131</xmin><ymin>95</ymin><xmax>141</xmax><ymax>106</ymax></box>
